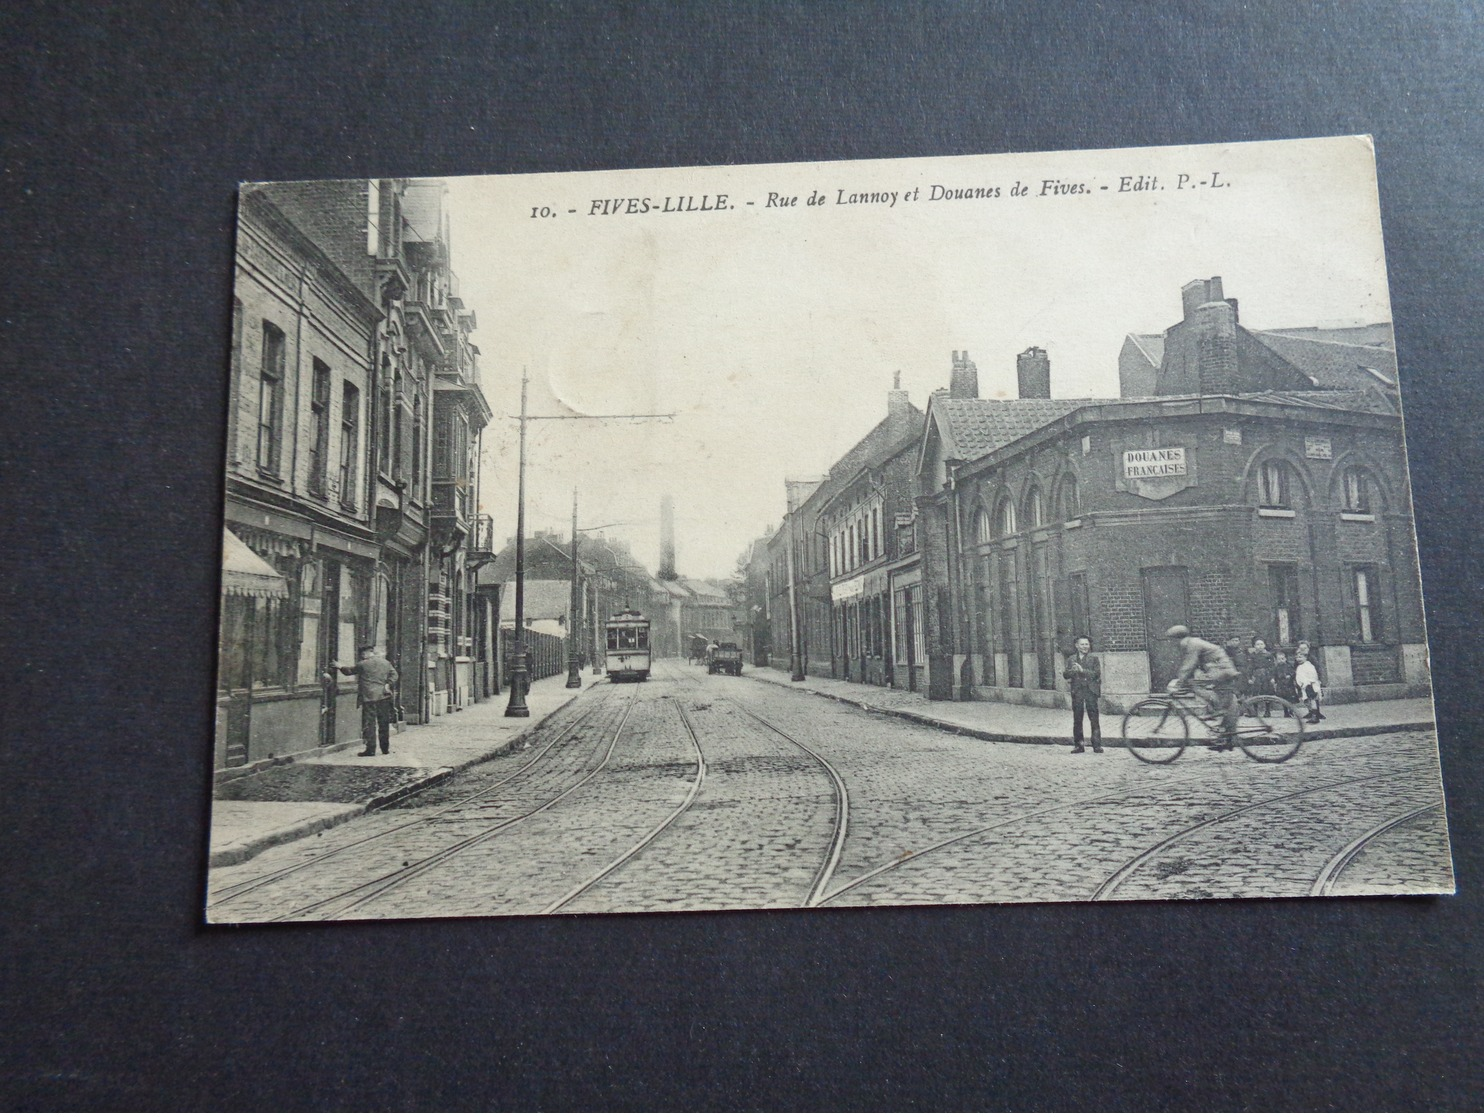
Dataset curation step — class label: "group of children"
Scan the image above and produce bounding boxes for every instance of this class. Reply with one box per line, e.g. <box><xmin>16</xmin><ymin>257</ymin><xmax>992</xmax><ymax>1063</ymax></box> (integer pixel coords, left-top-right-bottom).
<box><xmin>1223</xmin><ymin>636</ymin><xmax>1326</xmax><ymax>723</ymax></box>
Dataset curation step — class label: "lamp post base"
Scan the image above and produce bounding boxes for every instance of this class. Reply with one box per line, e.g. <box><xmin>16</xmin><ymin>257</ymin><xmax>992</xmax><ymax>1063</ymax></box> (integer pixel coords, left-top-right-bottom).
<box><xmin>565</xmin><ymin>655</ymin><xmax>583</xmax><ymax>688</ymax></box>
<box><xmin>505</xmin><ymin>650</ymin><xmax>531</xmax><ymax>717</ymax></box>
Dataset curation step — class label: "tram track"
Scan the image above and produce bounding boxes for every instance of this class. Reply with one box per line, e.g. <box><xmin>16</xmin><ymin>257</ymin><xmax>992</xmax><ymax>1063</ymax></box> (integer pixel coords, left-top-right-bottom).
<box><xmin>1310</xmin><ymin>800</ymin><xmax>1441</xmax><ymax>896</ymax></box>
<box><xmin>260</xmin><ymin>686</ymin><xmax>642</xmax><ymax>922</ymax></box>
<box><xmin>814</xmin><ymin>746</ymin><xmax>1431</xmax><ymax>907</ymax></box>
<box><xmin>1089</xmin><ymin>761</ymin><xmax>1435</xmax><ymax>901</ymax></box>
<box><xmin>208</xmin><ymin>690</ymin><xmax>627</xmax><ymax>909</ymax></box>
<box><xmin>546</xmin><ymin>663</ymin><xmax>851</xmax><ymax>912</ymax></box>
<box><xmin>731</xmin><ymin>706</ymin><xmax>851</xmax><ymax>908</ymax></box>
<box><xmin>541</xmin><ymin>697</ymin><xmax>707</xmax><ymax>914</ymax></box>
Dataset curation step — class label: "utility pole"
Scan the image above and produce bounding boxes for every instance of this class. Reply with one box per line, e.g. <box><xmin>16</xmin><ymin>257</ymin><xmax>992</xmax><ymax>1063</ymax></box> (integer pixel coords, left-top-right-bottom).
<box><xmin>565</xmin><ymin>488</ymin><xmax>582</xmax><ymax>688</ymax></box>
<box><xmin>499</xmin><ymin>372</ymin><xmax>672</xmax><ymax>715</ymax></box>
<box><xmin>505</xmin><ymin>371</ymin><xmax>531</xmax><ymax>716</ymax></box>
<box><xmin>786</xmin><ymin>507</ymin><xmax>805</xmax><ymax>681</ymax></box>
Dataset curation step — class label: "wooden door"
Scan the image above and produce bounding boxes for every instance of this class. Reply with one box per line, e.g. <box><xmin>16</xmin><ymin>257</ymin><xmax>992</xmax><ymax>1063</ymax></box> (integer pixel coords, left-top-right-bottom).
<box><xmin>319</xmin><ymin>561</ymin><xmax>340</xmax><ymax>748</ymax></box>
<box><xmin>1142</xmin><ymin>566</ymin><xmax>1190</xmax><ymax>693</ymax></box>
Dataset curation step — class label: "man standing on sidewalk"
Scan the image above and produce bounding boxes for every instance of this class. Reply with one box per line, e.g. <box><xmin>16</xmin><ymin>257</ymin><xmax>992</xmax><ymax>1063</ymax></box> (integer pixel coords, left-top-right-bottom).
<box><xmin>1064</xmin><ymin>636</ymin><xmax>1103</xmax><ymax>754</ymax></box>
<box><xmin>327</xmin><ymin>645</ymin><xmax>399</xmax><ymax>757</ymax></box>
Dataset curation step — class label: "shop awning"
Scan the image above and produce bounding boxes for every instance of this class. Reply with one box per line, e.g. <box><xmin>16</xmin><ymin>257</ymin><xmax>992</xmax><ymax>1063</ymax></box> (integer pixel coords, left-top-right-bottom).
<box><xmin>221</xmin><ymin>527</ymin><xmax>289</xmax><ymax>599</ymax></box>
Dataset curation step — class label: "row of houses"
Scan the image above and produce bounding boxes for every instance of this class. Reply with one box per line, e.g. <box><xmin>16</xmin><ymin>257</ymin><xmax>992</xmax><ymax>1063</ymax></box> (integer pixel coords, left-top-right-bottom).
<box><xmin>217</xmin><ymin>179</ymin><xmax>499</xmax><ymax>771</ymax></box>
<box><xmin>740</xmin><ymin>277</ymin><xmax>1431</xmax><ymax>713</ymax></box>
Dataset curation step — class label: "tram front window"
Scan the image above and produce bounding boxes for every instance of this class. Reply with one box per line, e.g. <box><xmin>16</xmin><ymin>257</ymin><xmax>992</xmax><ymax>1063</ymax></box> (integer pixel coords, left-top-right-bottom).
<box><xmin>608</xmin><ymin>627</ymin><xmax>645</xmax><ymax>651</ymax></box>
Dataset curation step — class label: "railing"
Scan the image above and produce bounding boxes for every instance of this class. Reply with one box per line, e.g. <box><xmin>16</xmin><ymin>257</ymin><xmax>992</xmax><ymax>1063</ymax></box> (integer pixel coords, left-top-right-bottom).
<box><xmin>431</xmin><ymin>481</ymin><xmax>470</xmax><ymax>522</ymax></box>
<box><xmin>470</xmin><ymin>513</ymin><xmax>495</xmax><ymax>558</ymax></box>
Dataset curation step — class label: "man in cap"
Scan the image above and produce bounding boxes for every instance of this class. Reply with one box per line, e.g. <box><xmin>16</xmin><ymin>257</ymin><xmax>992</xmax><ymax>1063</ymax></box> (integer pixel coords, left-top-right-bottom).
<box><xmin>1165</xmin><ymin>625</ymin><xmax>1242</xmax><ymax>749</ymax></box>
<box><xmin>326</xmin><ymin>644</ymin><xmax>399</xmax><ymax>757</ymax></box>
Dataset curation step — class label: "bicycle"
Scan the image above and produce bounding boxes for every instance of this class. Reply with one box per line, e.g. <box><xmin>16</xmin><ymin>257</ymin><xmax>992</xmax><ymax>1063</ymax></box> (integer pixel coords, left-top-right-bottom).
<box><xmin>1120</xmin><ymin>686</ymin><xmax>1305</xmax><ymax>764</ymax></box>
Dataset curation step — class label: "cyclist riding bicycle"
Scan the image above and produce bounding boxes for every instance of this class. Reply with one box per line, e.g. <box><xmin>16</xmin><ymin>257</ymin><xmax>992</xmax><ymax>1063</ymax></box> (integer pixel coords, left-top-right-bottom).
<box><xmin>1164</xmin><ymin>624</ymin><xmax>1242</xmax><ymax>749</ymax></box>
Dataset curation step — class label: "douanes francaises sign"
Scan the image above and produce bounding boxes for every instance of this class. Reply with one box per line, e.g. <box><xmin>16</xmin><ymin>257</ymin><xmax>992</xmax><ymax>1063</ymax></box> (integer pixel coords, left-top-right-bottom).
<box><xmin>1117</xmin><ymin>446</ymin><xmax>1196</xmax><ymax>500</ymax></box>
<box><xmin>1122</xmin><ymin>447</ymin><xmax>1187</xmax><ymax>478</ymax></box>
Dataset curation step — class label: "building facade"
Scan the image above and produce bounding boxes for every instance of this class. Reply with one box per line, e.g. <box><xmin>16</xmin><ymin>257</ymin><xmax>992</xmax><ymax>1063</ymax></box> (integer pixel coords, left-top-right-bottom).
<box><xmin>763</xmin><ymin>278</ymin><xmax>1431</xmax><ymax>713</ymax></box>
<box><xmin>766</xmin><ymin>380</ymin><xmax>925</xmax><ymax>679</ymax></box>
<box><xmin>907</xmin><ymin>279</ymin><xmax>1428</xmax><ymax>710</ymax></box>
<box><xmin>216</xmin><ymin>179</ymin><xmax>492</xmax><ymax>772</ymax></box>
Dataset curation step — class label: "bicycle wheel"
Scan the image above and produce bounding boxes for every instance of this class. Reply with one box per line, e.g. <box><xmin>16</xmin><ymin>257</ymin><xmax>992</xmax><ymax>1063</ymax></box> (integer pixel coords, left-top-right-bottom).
<box><xmin>1235</xmin><ymin>695</ymin><xmax>1304</xmax><ymax>763</ymax></box>
<box><xmin>1121</xmin><ymin>698</ymin><xmax>1188</xmax><ymax>763</ymax></box>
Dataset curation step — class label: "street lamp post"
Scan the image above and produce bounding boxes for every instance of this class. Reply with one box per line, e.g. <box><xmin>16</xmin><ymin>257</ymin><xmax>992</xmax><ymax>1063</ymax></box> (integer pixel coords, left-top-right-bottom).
<box><xmin>565</xmin><ymin>488</ymin><xmax>582</xmax><ymax>688</ymax></box>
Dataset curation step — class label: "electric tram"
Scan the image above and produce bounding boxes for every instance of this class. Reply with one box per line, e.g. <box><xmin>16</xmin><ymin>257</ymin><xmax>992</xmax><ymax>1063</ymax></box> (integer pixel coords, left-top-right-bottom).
<box><xmin>604</xmin><ymin>610</ymin><xmax>651</xmax><ymax>682</ymax></box>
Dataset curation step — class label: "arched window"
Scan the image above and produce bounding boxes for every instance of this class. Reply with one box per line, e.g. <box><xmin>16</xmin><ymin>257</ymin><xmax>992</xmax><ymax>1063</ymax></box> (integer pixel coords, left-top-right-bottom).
<box><xmin>1341</xmin><ymin>466</ymin><xmax>1372</xmax><ymax>513</ymax></box>
<box><xmin>975</xmin><ymin>507</ymin><xmax>993</xmax><ymax>544</ymax></box>
<box><xmin>994</xmin><ymin>496</ymin><xmax>1017</xmax><ymax>538</ymax></box>
<box><xmin>1058</xmin><ymin>475</ymin><xmax>1080</xmax><ymax>519</ymax></box>
<box><xmin>1259</xmin><ymin>460</ymin><xmax>1292</xmax><ymax>509</ymax></box>
<box><xmin>1023</xmin><ymin>486</ymin><xmax>1045</xmax><ymax>529</ymax></box>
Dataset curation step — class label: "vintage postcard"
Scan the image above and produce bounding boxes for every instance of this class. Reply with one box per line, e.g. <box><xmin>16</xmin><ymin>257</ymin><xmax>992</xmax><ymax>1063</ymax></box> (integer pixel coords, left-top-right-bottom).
<box><xmin>207</xmin><ymin>136</ymin><xmax>1452</xmax><ymax>923</ymax></box>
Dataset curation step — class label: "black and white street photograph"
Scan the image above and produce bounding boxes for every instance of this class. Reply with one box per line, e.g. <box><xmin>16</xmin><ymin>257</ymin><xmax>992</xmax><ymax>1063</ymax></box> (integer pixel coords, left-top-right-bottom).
<box><xmin>206</xmin><ymin>136</ymin><xmax>1453</xmax><ymax>923</ymax></box>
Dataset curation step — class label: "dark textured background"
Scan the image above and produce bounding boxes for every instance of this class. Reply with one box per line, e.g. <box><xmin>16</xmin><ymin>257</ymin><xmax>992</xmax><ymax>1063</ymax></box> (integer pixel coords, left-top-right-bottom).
<box><xmin>3</xmin><ymin>1</ymin><xmax>1481</xmax><ymax>1109</ymax></box>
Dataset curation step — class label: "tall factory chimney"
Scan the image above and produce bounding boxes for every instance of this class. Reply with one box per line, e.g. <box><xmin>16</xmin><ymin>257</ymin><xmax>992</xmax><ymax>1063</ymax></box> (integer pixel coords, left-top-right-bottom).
<box><xmin>658</xmin><ymin>494</ymin><xmax>677</xmax><ymax>580</ymax></box>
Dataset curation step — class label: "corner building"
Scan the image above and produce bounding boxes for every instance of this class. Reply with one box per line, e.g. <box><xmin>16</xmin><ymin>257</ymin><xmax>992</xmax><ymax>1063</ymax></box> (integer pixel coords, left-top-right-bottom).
<box><xmin>911</xmin><ymin>279</ymin><xmax>1430</xmax><ymax>711</ymax></box>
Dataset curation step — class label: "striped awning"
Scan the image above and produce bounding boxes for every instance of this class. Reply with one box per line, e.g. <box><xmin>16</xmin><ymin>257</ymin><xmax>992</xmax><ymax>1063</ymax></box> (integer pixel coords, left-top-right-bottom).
<box><xmin>222</xmin><ymin>527</ymin><xmax>289</xmax><ymax>599</ymax></box>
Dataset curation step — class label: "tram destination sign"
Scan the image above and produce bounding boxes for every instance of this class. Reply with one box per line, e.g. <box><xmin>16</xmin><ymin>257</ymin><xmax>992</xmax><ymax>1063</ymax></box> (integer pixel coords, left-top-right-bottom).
<box><xmin>1123</xmin><ymin>447</ymin><xmax>1187</xmax><ymax>478</ymax></box>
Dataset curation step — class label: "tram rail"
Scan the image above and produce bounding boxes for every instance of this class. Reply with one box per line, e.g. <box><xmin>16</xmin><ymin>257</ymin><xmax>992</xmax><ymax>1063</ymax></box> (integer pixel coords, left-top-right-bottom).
<box><xmin>208</xmin><ymin>692</ymin><xmax>625</xmax><ymax>908</ymax></box>
<box><xmin>1089</xmin><ymin>762</ymin><xmax>1434</xmax><ymax>901</ymax></box>
<box><xmin>262</xmin><ymin>686</ymin><xmax>642</xmax><ymax>922</ymax></box>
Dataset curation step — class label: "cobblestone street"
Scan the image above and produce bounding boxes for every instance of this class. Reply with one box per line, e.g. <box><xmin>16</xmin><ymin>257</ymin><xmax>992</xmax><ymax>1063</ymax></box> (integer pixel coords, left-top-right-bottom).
<box><xmin>206</xmin><ymin>660</ymin><xmax>1452</xmax><ymax>923</ymax></box>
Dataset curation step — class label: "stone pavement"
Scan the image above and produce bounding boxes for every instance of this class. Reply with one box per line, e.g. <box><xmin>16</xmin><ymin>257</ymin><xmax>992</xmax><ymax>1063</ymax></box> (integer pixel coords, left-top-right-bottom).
<box><xmin>742</xmin><ymin>665</ymin><xmax>1436</xmax><ymax>746</ymax></box>
<box><xmin>208</xmin><ymin>670</ymin><xmax>603</xmax><ymax>868</ymax></box>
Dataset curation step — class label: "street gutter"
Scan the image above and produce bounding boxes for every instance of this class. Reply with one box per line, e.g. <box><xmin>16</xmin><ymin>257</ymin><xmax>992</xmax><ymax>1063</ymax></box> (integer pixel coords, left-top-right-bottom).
<box><xmin>743</xmin><ymin>671</ymin><xmax>1434</xmax><ymax>747</ymax></box>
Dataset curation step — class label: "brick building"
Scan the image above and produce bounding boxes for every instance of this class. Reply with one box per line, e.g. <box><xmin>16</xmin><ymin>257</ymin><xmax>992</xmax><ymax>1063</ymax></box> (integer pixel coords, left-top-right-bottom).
<box><xmin>216</xmin><ymin>180</ymin><xmax>492</xmax><ymax>772</ymax></box>
<box><xmin>907</xmin><ymin>278</ymin><xmax>1428</xmax><ymax>710</ymax></box>
<box><xmin>819</xmin><ymin>374</ymin><xmax>924</xmax><ymax>687</ymax></box>
<box><xmin>766</xmin><ymin>381</ymin><xmax>925</xmax><ymax>678</ymax></box>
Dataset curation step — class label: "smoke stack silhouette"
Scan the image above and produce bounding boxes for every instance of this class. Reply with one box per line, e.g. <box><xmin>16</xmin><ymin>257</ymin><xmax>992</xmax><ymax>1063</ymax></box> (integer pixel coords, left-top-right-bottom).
<box><xmin>658</xmin><ymin>494</ymin><xmax>677</xmax><ymax>580</ymax></box>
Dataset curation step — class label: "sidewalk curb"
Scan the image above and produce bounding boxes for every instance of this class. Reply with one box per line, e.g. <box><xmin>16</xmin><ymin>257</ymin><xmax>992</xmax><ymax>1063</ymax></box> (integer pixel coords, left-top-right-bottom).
<box><xmin>744</xmin><ymin>671</ymin><xmax>1434</xmax><ymax>746</ymax></box>
<box><xmin>209</xmin><ymin>686</ymin><xmax>592</xmax><ymax>868</ymax></box>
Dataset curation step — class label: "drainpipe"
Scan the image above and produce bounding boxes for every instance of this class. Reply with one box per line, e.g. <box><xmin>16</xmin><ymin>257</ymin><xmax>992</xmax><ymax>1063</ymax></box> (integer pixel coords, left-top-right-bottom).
<box><xmin>948</xmin><ymin>463</ymin><xmax>969</xmax><ymax>698</ymax></box>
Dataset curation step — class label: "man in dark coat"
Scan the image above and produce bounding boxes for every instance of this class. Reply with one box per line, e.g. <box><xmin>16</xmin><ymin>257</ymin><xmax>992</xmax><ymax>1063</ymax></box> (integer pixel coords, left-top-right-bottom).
<box><xmin>1063</xmin><ymin>636</ymin><xmax>1103</xmax><ymax>754</ymax></box>
<box><xmin>326</xmin><ymin>644</ymin><xmax>399</xmax><ymax>757</ymax></box>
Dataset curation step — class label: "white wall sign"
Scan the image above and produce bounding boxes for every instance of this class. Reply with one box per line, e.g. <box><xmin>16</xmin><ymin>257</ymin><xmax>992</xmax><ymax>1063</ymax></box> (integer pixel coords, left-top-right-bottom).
<box><xmin>832</xmin><ymin>574</ymin><xmax>864</xmax><ymax>602</ymax></box>
<box><xmin>1305</xmin><ymin>436</ymin><xmax>1333</xmax><ymax>459</ymax></box>
<box><xmin>1122</xmin><ymin>447</ymin><xmax>1187</xmax><ymax>478</ymax></box>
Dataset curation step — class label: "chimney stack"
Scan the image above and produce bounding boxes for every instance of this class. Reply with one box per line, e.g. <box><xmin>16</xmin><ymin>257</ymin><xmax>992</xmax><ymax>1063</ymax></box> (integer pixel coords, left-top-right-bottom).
<box><xmin>887</xmin><ymin>370</ymin><xmax>910</xmax><ymax>421</ymax></box>
<box><xmin>949</xmin><ymin>350</ymin><xmax>979</xmax><ymax>399</ymax></box>
<box><xmin>1181</xmin><ymin>276</ymin><xmax>1225</xmax><ymax>321</ymax></box>
<box><xmin>1016</xmin><ymin>346</ymin><xmax>1051</xmax><ymax>399</ymax></box>
<box><xmin>1195</xmin><ymin>299</ymin><xmax>1239</xmax><ymax>394</ymax></box>
<box><xmin>658</xmin><ymin>494</ymin><xmax>677</xmax><ymax>580</ymax></box>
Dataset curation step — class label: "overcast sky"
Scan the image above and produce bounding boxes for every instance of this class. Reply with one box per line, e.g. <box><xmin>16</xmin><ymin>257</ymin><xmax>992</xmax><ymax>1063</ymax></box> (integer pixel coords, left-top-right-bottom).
<box><xmin>445</xmin><ymin>136</ymin><xmax>1391</xmax><ymax>581</ymax></box>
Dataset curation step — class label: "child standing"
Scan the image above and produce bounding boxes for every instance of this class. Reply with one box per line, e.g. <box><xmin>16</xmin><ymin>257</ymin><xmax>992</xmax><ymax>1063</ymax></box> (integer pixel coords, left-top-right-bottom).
<box><xmin>1294</xmin><ymin>651</ymin><xmax>1325</xmax><ymax>723</ymax></box>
